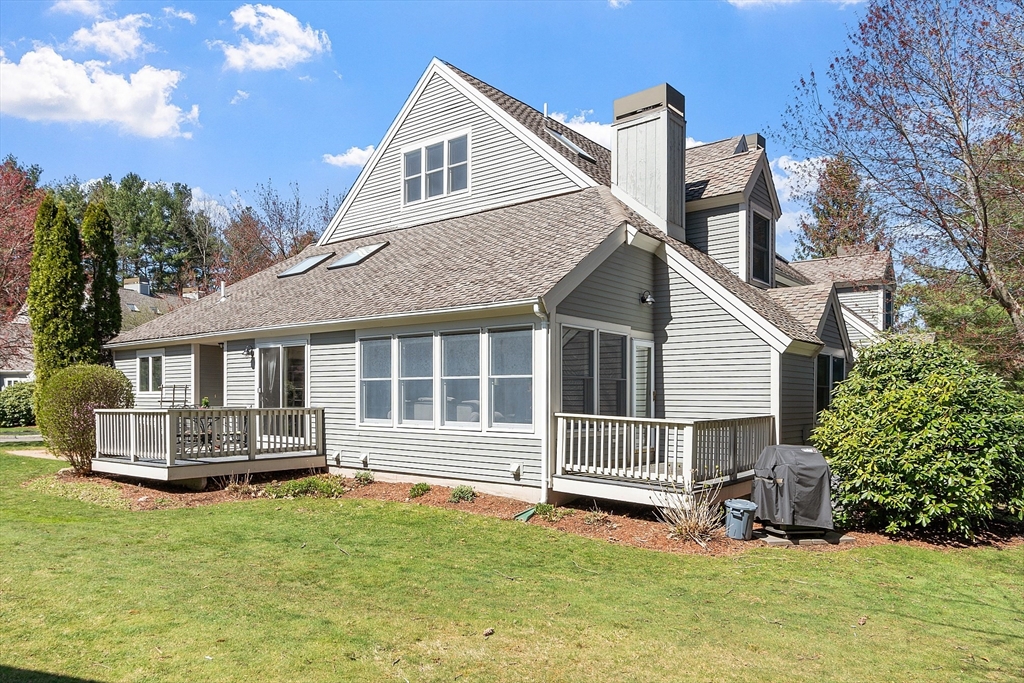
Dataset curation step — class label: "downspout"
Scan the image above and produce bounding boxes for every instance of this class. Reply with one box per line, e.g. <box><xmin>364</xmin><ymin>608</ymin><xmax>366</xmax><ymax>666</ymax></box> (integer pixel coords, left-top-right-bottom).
<box><xmin>534</xmin><ymin>298</ymin><xmax>550</xmax><ymax>504</ymax></box>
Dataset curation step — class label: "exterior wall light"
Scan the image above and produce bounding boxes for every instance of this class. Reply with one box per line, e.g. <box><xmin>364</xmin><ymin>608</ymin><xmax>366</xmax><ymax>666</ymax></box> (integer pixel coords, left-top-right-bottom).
<box><xmin>640</xmin><ymin>290</ymin><xmax>655</xmax><ymax>306</ymax></box>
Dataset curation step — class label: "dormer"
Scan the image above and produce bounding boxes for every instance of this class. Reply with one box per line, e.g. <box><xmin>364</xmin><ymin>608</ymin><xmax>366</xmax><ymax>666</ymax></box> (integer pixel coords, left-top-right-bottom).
<box><xmin>683</xmin><ymin>134</ymin><xmax>781</xmax><ymax>287</ymax></box>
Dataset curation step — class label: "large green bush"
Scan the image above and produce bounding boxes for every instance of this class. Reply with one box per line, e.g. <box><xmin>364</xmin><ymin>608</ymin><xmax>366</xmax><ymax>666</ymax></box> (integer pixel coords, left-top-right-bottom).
<box><xmin>0</xmin><ymin>381</ymin><xmax>35</xmax><ymax>427</ymax></box>
<box><xmin>36</xmin><ymin>364</ymin><xmax>134</xmax><ymax>474</ymax></box>
<box><xmin>812</xmin><ymin>338</ymin><xmax>1024</xmax><ymax>537</ymax></box>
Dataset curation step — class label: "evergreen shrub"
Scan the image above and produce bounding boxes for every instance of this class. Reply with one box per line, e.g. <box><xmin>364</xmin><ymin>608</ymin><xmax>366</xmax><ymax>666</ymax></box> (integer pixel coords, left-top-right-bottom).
<box><xmin>0</xmin><ymin>381</ymin><xmax>35</xmax><ymax>427</ymax></box>
<box><xmin>812</xmin><ymin>338</ymin><xmax>1024</xmax><ymax>537</ymax></box>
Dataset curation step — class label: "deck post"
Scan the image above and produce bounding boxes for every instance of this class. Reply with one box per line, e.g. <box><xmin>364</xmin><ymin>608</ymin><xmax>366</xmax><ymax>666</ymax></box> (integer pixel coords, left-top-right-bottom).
<box><xmin>247</xmin><ymin>409</ymin><xmax>258</xmax><ymax>460</ymax></box>
<box><xmin>316</xmin><ymin>408</ymin><xmax>325</xmax><ymax>456</ymax></box>
<box><xmin>681</xmin><ymin>425</ymin><xmax>695</xmax><ymax>491</ymax></box>
<box><xmin>730</xmin><ymin>422</ymin><xmax>738</xmax><ymax>481</ymax></box>
<box><xmin>129</xmin><ymin>413</ymin><xmax>138</xmax><ymax>463</ymax></box>
<box><xmin>165</xmin><ymin>412</ymin><xmax>175</xmax><ymax>466</ymax></box>
<box><xmin>555</xmin><ymin>415</ymin><xmax>565</xmax><ymax>477</ymax></box>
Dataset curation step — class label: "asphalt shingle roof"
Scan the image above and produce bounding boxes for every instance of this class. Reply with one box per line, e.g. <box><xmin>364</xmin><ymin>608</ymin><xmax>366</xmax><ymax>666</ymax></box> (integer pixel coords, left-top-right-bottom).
<box><xmin>685</xmin><ymin>147</ymin><xmax>762</xmax><ymax>202</ymax></box>
<box><xmin>774</xmin><ymin>256</ymin><xmax>814</xmax><ymax>285</ymax></box>
<box><xmin>789</xmin><ymin>251</ymin><xmax>895</xmax><ymax>286</ymax></box>
<box><xmin>765</xmin><ymin>283</ymin><xmax>835</xmax><ymax>336</ymax></box>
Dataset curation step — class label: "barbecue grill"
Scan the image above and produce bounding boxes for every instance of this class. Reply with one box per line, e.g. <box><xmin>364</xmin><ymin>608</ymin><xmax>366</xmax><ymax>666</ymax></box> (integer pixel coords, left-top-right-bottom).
<box><xmin>752</xmin><ymin>445</ymin><xmax>833</xmax><ymax>531</ymax></box>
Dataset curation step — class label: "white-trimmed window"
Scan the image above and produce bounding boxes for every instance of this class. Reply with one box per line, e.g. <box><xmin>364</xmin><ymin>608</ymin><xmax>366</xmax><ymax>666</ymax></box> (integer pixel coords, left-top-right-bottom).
<box><xmin>816</xmin><ymin>354</ymin><xmax>846</xmax><ymax>414</ymax></box>
<box><xmin>560</xmin><ymin>323</ymin><xmax>651</xmax><ymax>418</ymax></box>
<box><xmin>489</xmin><ymin>328</ymin><xmax>533</xmax><ymax>426</ymax></box>
<box><xmin>138</xmin><ymin>349</ymin><xmax>163</xmax><ymax>393</ymax></box>
<box><xmin>752</xmin><ymin>213</ymin><xmax>771</xmax><ymax>283</ymax></box>
<box><xmin>561</xmin><ymin>327</ymin><xmax>594</xmax><ymax>414</ymax></box>
<box><xmin>403</xmin><ymin>133</ymin><xmax>469</xmax><ymax>205</ymax></box>
<box><xmin>398</xmin><ymin>336</ymin><xmax>433</xmax><ymax>425</ymax></box>
<box><xmin>598</xmin><ymin>333</ymin><xmax>627</xmax><ymax>416</ymax></box>
<box><xmin>360</xmin><ymin>338</ymin><xmax>392</xmax><ymax>423</ymax></box>
<box><xmin>442</xmin><ymin>332</ymin><xmax>480</xmax><ymax>426</ymax></box>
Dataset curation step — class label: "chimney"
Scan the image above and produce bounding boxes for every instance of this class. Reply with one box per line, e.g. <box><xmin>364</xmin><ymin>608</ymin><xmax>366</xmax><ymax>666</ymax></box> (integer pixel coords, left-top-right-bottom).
<box><xmin>182</xmin><ymin>287</ymin><xmax>200</xmax><ymax>301</ymax></box>
<box><xmin>744</xmin><ymin>133</ymin><xmax>766</xmax><ymax>152</ymax></box>
<box><xmin>123</xmin><ymin>276</ymin><xmax>150</xmax><ymax>296</ymax></box>
<box><xmin>611</xmin><ymin>84</ymin><xmax>687</xmax><ymax>241</ymax></box>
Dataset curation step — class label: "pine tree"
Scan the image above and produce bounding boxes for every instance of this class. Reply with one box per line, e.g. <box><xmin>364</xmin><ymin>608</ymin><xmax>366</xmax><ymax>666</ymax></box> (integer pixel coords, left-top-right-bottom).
<box><xmin>795</xmin><ymin>154</ymin><xmax>882</xmax><ymax>259</ymax></box>
<box><xmin>81</xmin><ymin>201</ymin><xmax>121</xmax><ymax>360</ymax></box>
<box><xmin>27</xmin><ymin>194</ymin><xmax>91</xmax><ymax>389</ymax></box>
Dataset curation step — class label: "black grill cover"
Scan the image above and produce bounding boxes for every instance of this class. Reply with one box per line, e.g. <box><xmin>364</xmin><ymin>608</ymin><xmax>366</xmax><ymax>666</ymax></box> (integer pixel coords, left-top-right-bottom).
<box><xmin>752</xmin><ymin>445</ymin><xmax>833</xmax><ymax>529</ymax></box>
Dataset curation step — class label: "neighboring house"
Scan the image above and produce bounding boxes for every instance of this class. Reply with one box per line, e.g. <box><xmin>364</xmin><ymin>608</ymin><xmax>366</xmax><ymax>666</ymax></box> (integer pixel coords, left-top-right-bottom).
<box><xmin>0</xmin><ymin>314</ymin><xmax>33</xmax><ymax>387</ymax></box>
<box><xmin>99</xmin><ymin>59</ymin><xmax>859</xmax><ymax>504</ymax></box>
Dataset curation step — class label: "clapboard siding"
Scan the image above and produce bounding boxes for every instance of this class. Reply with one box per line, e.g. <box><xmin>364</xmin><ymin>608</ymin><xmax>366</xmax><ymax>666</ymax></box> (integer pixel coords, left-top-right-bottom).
<box><xmin>780</xmin><ymin>352</ymin><xmax>815</xmax><ymax>445</ymax></box>
<box><xmin>308</xmin><ymin>329</ymin><xmax>543</xmax><ymax>488</ymax></box>
<box><xmin>653</xmin><ymin>261</ymin><xmax>772</xmax><ymax>419</ymax></box>
<box><xmin>684</xmin><ymin>205</ymin><xmax>740</xmax><ymax>277</ymax></box>
<box><xmin>197</xmin><ymin>344</ymin><xmax>224</xmax><ymax>407</ymax></box>
<box><xmin>159</xmin><ymin>345</ymin><xmax>192</xmax><ymax>407</ymax></box>
<box><xmin>837</xmin><ymin>288</ymin><xmax>881</xmax><ymax>329</ymax></box>
<box><xmin>324</xmin><ymin>73</ymin><xmax>579</xmax><ymax>243</ymax></box>
<box><xmin>113</xmin><ymin>350</ymin><xmax>137</xmax><ymax>387</ymax></box>
<box><xmin>821</xmin><ymin>304</ymin><xmax>845</xmax><ymax>350</ymax></box>
<box><xmin>225</xmin><ymin>339</ymin><xmax>255</xmax><ymax>407</ymax></box>
<box><xmin>558</xmin><ymin>244</ymin><xmax>655</xmax><ymax>332</ymax></box>
<box><xmin>750</xmin><ymin>170</ymin><xmax>772</xmax><ymax>211</ymax></box>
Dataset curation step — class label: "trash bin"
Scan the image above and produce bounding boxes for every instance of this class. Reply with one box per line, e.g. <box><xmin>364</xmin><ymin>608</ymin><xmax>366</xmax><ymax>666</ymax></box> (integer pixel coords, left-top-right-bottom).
<box><xmin>723</xmin><ymin>499</ymin><xmax>759</xmax><ymax>540</ymax></box>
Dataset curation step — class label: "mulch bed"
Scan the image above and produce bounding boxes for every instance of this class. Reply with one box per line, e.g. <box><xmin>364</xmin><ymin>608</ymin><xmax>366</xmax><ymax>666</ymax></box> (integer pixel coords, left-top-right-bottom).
<box><xmin>39</xmin><ymin>468</ymin><xmax>1024</xmax><ymax>557</ymax></box>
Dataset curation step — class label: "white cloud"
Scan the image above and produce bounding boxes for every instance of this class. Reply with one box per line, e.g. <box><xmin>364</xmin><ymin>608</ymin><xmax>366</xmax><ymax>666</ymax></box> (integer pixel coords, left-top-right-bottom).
<box><xmin>163</xmin><ymin>7</ymin><xmax>197</xmax><ymax>24</ymax></box>
<box><xmin>608</xmin><ymin>0</ymin><xmax>631</xmax><ymax>7</ymax></box>
<box><xmin>549</xmin><ymin>110</ymin><xmax>612</xmax><ymax>148</ymax></box>
<box><xmin>230</xmin><ymin>89</ymin><xmax>249</xmax><ymax>104</ymax></box>
<box><xmin>51</xmin><ymin>0</ymin><xmax>105</xmax><ymax>17</ymax></box>
<box><xmin>686</xmin><ymin>137</ymin><xmax>705</xmax><ymax>148</ymax></box>
<box><xmin>0</xmin><ymin>46</ymin><xmax>199</xmax><ymax>138</ymax></box>
<box><xmin>213</xmin><ymin>4</ymin><xmax>330</xmax><ymax>71</ymax></box>
<box><xmin>192</xmin><ymin>187</ymin><xmax>231</xmax><ymax>226</ymax></box>
<box><xmin>69</xmin><ymin>14</ymin><xmax>153</xmax><ymax>61</ymax></box>
<box><xmin>770</xmin><ymin>154</ymin><xmax>824</xmax><ymax>203</ymax></box>
<box><xmin>323</xmin><ymin>145</ymin><xmax>374</xmax><ymax>168</ymax></box>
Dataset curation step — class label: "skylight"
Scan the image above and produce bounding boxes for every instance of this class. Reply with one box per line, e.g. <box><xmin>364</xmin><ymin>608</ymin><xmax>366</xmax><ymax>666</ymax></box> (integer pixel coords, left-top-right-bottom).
<box><xmin>328</xmin><ymin>242</ymin><xmax>388</xmax><ymax>269</ymax></box>
<box><xmin>545</xmin><ymin>128</ymin><xmax>597</xmax><ymax>163</ymax></box>
<box><xmin>278</xmin><ymin>252</ymin><xmax>334</xmax><ymax>278</ymax></box>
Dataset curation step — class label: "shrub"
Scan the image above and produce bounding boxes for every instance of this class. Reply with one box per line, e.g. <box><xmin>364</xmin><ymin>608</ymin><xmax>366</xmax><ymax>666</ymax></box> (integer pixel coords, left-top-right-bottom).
<box><xmin>448</xmin><ymin>485</ymin><xmax>476</xmax><ymax>503</ymax></box>
<box><xmin>654</xmin><ymin>479</ymin><xmax>724</xmax><ymax>549</ymax></box>
<box><xmin>265</xmin><ymin>475</ymin><xmax>346</xmax><ymax>499</ymax></box>
<box><xmin>0</xmin><ymin>381</ymin><xmax>35</xmax><ymax>427</ymax></box>
<box><xmin>36</xmin><ymin>364</ymin><xmax>133</xmax><ymax>474</ymax></box>
<box><xmin>353</xmin><ymin>470</ymin><xmax>375</xmax><ymax>486</ymax></box>
<box><xmin>535</xmin><ymin>503</ymin><xmax>572</xmax><ymax>522</ymax></box>
<box><xmin>812</xmin><ymin>338</ymin><xmax>1024</xmax><ymax>538</ymax></box>
<box><xmin>409</xmin><ymin>482</ymin><xmax>430</xmax><ymax>498</ymax></box>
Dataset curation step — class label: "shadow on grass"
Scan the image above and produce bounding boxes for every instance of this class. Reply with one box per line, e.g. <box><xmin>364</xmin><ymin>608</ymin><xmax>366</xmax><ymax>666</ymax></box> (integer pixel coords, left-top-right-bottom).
<box><xmin>0</xmin><ymin>666</ymin><xmax>104</xmax><ymax>682</ymax></box>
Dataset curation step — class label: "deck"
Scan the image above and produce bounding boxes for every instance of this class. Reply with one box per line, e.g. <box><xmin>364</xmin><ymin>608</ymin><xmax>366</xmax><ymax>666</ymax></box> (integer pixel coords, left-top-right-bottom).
<box><xmin>93</xmin><ymin>407</ymin><xmax>326</xmax><ymax>481</ymax></box>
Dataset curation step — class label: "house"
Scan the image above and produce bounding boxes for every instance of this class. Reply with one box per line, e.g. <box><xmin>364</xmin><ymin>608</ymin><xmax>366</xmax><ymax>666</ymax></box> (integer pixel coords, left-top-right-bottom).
<box><xmin>96</xmin><ymin>59</ymin><xmax>858</xmax><ymax>505</ymax></box>
<box><xmin>0</xmin><ymin>314</ymin><xmax>33</xmax><ymax>387</ymax></box>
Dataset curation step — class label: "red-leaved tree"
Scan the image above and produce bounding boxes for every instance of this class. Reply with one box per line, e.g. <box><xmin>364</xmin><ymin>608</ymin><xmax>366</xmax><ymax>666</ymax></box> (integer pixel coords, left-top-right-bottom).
<box><xmin>0</xmin><ymin>156</ymin><xmax>44</xmax><ymax>367</ymax></box>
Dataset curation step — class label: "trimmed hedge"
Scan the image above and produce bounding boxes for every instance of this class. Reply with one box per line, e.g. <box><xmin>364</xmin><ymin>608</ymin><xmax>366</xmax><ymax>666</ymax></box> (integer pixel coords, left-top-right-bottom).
<box><xmin>36</xmin><ymin>364</ymin><xmax>134</xmax><ymax>474</ymax></box>
<box><xmin>812</xmin><ymin>337</ymin><xmax>1024</xmax><ymax>538</ymax></box>
<box><xmin>0</xmin><ymin>381</ymin><xmax>35</xmax><ymax>427</ymax></box>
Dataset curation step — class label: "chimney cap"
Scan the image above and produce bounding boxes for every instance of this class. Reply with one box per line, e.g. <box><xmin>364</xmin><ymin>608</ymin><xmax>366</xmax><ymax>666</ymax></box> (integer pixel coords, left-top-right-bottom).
<box><xmin>613</xmin><ymin>84</ymin><xmax>685</xmax><ymax>124</ymax></box>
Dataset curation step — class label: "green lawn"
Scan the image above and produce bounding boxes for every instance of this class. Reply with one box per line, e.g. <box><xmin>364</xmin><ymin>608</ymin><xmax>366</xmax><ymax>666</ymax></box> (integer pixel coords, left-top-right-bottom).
<box><xmin>1</xmin><ymin>451</ymin><xmax>1022</xmax><ymax>683</ymax></box>
<box><xmin>0</xmin><ymin>425</ymin><xmax>39</xmax><ymax>435</ymax></box>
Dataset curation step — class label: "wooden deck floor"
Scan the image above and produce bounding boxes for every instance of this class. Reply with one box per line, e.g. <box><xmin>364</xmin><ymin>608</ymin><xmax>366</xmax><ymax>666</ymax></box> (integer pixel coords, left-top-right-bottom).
<box><xmin>92</xmin><ymin>452</ymin><xmax>326</xmax><ymax>482</ymax></box>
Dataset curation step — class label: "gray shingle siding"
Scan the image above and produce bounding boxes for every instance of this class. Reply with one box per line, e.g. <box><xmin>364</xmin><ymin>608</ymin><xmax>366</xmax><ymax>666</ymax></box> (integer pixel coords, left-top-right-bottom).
<box><xmin>308</xmin><ymin>329</ymin><xmax>543</xmax><ymax>489</ymax></box>
<box><xmin>325</xmin><ymin>73</ymin><xmax>579</xmax><ymax>244</ymax></box>
<box><xmin>557</xmin><ymin>244</ymin><xmax>655</xmax><ymax>333</ymax></box>
<box><xmin>780</xmin><ymin>352</ymin><xmax>814</xmax><ymax>445</ymax></box>
<box><xmin>225</xmin><ymin>339</ymin><xmax>255</xmax><ymax>407</ymax></box>
<box><xmin>684</xmin><ymin>205</ymin><xmax>740</xmax><ymax>277</ymax></box>
<box><xmin>653</xmin><ymin>261</ymin><xmax>772</xmax><ymax>419</ymax></box>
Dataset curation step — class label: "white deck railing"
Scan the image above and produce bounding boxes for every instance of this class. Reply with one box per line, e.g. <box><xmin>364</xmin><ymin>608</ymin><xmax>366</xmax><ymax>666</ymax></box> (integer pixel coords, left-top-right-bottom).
<box><xmin>95</xmin><ymin>407</ymin><xmax>325</xmax><ymax>466</ymax></box>
<box><xmin>555</xmin><ymin>413</ymin><xmax>775</xmax><ymax>489</ymax></box>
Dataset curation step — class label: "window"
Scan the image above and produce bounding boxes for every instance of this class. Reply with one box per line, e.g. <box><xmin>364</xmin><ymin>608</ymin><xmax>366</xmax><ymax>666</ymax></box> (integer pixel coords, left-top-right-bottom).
<box><xmin>561</xmin><ymin>328</ymin><xmax>594</xmax><ymax>414</ymax></box>
<box><xmin>403</xmin><ymin>133</ymin><xmax>469</xmax><ymax>204</ymax></box>
<box><xmin>360</xmin><ymin>338</ymin><xmax>392</xmax><ymax>423</ymax></box>
<box><xmin>278</xmin><ymin>252</ymin><xmax>334</xmax><ymax>278</ymax></box>
<box><xmin>816</xmin><ymin>354</ymin><xmax>846</xmax><ymax>413</ymax></box>
<box><xmin>489</xmin><ymin>328</ymin><xmax>532</xmax><ymax>426</ymax></box>
<box><xmin>138</xmin><ymin>352</ymin><xmax>162</xmax><ymax>392</ymax></box>
<box><xmin>328</xmin><ymin>242</ymin><xmax>388</xmax><ymax>269</ymax></box>
<box><xmin>752</xmin><ymin>213</ymin><xmax>771</xmax><ymax>283</ymax></box>
<box><xmin>599</xmin><ymin>333</ymin><xmax>627</xmax><ymax>416</ymax></box>
<box><xmin>127</xmin><ymin>303</ymin><xmax>139</xmax><ymax>312</ymax></box>
<box><xmin>545</xmin><ymin>127</ymin><xmax>597</xmax><ymax>163</ymax></box>
<box><xmin>442</xmin><ymin>332</ymin><xmax>480</xmax><ymax>426</ymax></box>
<box><xmin>883</xmin><ymin>289</ymin><xmax>894</xmax><ymax>330</ymax></box>
<box><xmin>399</xmin><ymin>336</ymin><xmax>433</xmax><ymax>425</ymax></box>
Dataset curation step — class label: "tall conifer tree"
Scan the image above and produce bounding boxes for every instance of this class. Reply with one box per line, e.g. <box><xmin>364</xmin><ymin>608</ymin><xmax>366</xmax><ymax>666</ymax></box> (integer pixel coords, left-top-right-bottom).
<box><xmin>28</xmin><ymin>194</ymin><xmax>90</xmax><ymax>389</ymax></box>
<box><xmin>795</xmin><ymin>154</ymin><xmax>881</xmax><ymax>259</ymax></box>
<box><xmin>81</xmin><ymin>201</ymin><xmax>121</xmax><ymax>359</ymax></box>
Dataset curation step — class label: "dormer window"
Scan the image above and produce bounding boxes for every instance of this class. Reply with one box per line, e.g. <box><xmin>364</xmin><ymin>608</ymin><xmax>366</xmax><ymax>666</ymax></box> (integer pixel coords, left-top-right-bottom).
<box><xmin>752</xmin><ymin>213</ymin><xmax>771</xmax><ymax>284</ymax></box>
<box><xmin>403</xmin><ymin>133</ymin><xmax>469</xmax><ymax>204</ymax></box>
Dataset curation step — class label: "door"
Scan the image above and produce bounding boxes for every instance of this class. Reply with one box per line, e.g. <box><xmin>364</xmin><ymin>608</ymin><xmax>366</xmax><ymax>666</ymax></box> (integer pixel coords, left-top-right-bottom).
<box><xmin>632</xmin><ymin>340</ymin><xmax>654</xmax><ymax>418</ymax></box>
<box><xmin>259</xmin><ymin>347</ymin><xmax>281</xmax><ymax>408</ymax></box>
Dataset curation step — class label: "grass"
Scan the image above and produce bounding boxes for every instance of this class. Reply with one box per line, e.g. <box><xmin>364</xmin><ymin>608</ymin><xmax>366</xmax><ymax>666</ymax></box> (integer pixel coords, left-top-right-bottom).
<box><xmin>1</xmin><ymin>448</ymin><xmax>1022</xmax><ymax>683</ymax></box>
<box><xmin>0</xmin><ymin>425</ymin><xmax>39</xmax><ymax>435</ymax></box>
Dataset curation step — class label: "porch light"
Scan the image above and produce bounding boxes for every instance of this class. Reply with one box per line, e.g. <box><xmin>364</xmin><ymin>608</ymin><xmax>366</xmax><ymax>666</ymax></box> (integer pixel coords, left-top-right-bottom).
<box><xmin>640</xmin><ymin>290</ymin><xmax>655</xmax><ymax>306</ymax></box>
<box><xmin>244</xmin><ymin>345</ymin><xmax>254</xmax><ymax>358</ymax></box>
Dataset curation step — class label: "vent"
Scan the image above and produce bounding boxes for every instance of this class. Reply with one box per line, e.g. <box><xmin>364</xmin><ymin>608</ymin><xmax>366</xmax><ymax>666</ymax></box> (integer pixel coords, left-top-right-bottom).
<box><xmin>277</xmin><ymin>252</ymin><xmax>334</xmax><ymax>278</ymax></box>
<box><xmin>328</xmin><ymin>242</ymin><xmax>388</xmax><ymax>269</ymax></box>
<box><xmin>545</xmin><ymin>128</ymin><xmax>596</xmax><ymax>163</ymax></box>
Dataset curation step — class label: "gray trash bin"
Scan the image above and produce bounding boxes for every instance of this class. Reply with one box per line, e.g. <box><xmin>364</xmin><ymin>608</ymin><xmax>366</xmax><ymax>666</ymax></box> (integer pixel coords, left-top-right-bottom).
<box><xmin>724</xmin><ymin>499</ymin><xmax>759</xmax><ymax>540</ymax></box>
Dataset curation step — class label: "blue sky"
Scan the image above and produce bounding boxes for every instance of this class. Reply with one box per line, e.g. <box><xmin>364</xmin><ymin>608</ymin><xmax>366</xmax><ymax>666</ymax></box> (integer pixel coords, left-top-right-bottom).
<box><xmin>0</xmin><ymin>0</ymin><xmax>864</xmax><ymax>258</ymax></box>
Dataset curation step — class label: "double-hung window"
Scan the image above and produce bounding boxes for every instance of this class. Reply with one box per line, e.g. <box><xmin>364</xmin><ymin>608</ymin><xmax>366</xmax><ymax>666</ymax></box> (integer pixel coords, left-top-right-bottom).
<box><xmin>138</xmin><ymin>350</ymin><xmax>163</xmax><ymax>393</ymax></box>
<box><xmin>360</xmin><ymin>338</ymin><xmax>392</xmax><ymax>423</ymax></box>
<box><xmin>403</xmin><ymin>133</ymin><xmax>469</xmax><ymax>204</ymax></box>
<box><xmin>816</xmin><ymin>354</ymin><xmax>846</xmax><ymax>414</ymax></box>
<box><xmin>561</xmin><ymin>328</ymin><xmax>594</xmax><ymax>414</ymax></box>
<box><xmin>883</xmin><ymin>289</ymin><xmax>894</xmax><ymax>330</ymax></box>
<box><xmin>752</xmin><ymin>213</ymin><xmax>771</xmax><ymax>283</ymax></box>
<box><xmin>489</xmin><ymin>328</ymin><xmax>532</xmax><ymax>426</ymax></box>
<box><xmin>442</xmin><ymin>332</ymin><xmax>480</xmax><ymax>426</ymax></box>
<box><xmin>399</xmin><ymin>336</ymin><xmax>433</xmax><ymax>425</ymax></box>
